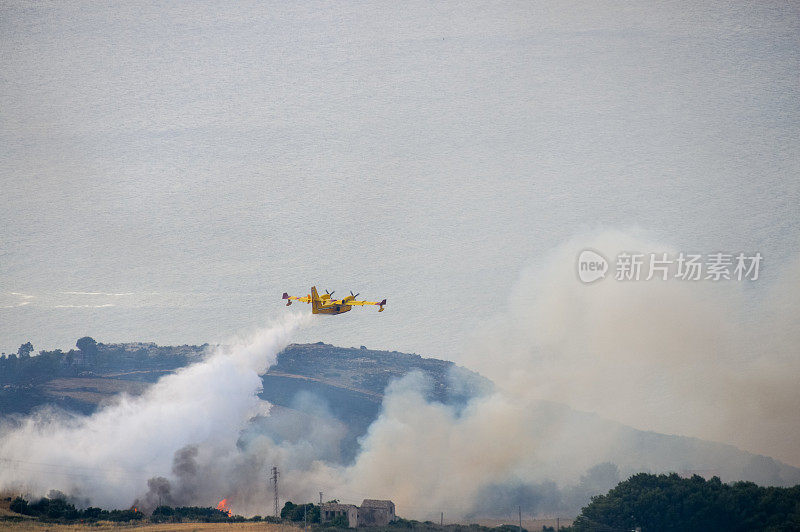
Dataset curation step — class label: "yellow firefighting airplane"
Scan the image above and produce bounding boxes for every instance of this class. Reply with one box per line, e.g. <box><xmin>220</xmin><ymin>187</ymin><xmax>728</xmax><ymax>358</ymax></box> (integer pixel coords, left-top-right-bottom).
<box><xmin>282</xmin><ymin>286</ymin><xmax>387</xmax><ymax>314</ymax></box>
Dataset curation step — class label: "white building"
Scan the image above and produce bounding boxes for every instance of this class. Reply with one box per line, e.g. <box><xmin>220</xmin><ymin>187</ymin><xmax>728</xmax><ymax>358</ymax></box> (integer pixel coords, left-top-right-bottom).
<box><xmin>320</xmin><ymin>499</ymin><xmax>396</xmax><ymax>528</ymax></box>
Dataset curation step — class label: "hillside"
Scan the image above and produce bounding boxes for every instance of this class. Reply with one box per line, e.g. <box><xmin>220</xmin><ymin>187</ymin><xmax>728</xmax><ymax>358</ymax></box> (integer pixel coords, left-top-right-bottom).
<box><xmin>0</xmin><ymin>340</ymin><xmax>489</xmax><ymax>418</ymax></box>
<box><xmin>0</xmin><ymin>340</ymin><xmax>491</xmax><ymax>461</ymax></box>
<box><xmin>1</xmin><ymin>340</ymin><xmax>798</xmax><ymax>491</ymax></box>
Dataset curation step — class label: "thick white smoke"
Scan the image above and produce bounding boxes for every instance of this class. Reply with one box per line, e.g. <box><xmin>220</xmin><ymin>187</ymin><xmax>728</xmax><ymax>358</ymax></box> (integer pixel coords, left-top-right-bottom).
<box><xmin>0</xmin><ymin>312</ymin><xmax>310</xmax><ymax>509</ymax></box>
<box><xmin>280</xmin><ymin>231</ymin><xmax>800</xmax><ymax>520</ymax></box>
<box><xmin>462</xmin><ymin>231</ymin><xmax>800</xmax><ymax>466</ymax></box>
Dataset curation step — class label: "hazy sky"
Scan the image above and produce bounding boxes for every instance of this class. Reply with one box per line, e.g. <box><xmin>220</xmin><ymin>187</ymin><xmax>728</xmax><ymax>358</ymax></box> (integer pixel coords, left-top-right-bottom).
<box><xmin>2</xmin><ymin>0</ymin><xmax>798</xmax><ymax>362</ymax></box>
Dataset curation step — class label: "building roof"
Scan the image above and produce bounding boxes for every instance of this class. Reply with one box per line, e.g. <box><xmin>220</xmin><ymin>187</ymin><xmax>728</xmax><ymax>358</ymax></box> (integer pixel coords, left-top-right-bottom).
<box><xmin>361</xmin><ymin>499</ymin><xmax>395</xmax><ymax>509</ymax></box>
<box><xmin>321</xmin><ymin>503</ymin><xmax>358</xmax><ymax>511</ymax></box>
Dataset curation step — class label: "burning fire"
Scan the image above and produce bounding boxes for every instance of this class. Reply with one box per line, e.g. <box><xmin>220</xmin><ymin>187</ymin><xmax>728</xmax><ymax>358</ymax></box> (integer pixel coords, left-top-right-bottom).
<box><xmin>216</xmin><ymin>499</ymin><xmax>232</xmax><ymax>517</ymax></box>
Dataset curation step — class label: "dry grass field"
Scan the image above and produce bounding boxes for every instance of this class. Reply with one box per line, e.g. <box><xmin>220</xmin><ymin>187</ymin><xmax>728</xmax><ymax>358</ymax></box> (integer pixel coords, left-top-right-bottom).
<box><xmin>42</xmin><ymin>378</ymin><xmax>150</xmax><ymax>404</ymax></box>
<box><xmin>471</xmin><ymin>517</ymin><xmax>573</xmax><ymax>530</ymax></box>
<box><xmin>0</xmin><ymin>495</ymin><xmax>572</xmax><ymax>531</ymax></box>
<box><xmin>0</xmin><ymin>521</ymin><xmax>299</xmax><ymax>531</ymax></box>
<box><xmin>0</xmin><ymin>496</ymin><xmax>299</xmax><ymax>532</ymax></box>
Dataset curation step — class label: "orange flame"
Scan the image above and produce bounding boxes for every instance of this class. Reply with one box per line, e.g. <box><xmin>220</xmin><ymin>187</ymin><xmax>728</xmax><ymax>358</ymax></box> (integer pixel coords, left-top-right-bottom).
<box><xmin>216</xmin><ymin>499</ymin><xmax>232</xmax><ymax>517</ymax></box>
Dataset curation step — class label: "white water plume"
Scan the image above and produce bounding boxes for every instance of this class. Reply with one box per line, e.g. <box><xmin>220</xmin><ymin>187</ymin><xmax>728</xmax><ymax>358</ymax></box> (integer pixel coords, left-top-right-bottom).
<box><xmin>0</xmin><ymin>312</ymin><xmax>310</xmax><ymax>509</ymax></box>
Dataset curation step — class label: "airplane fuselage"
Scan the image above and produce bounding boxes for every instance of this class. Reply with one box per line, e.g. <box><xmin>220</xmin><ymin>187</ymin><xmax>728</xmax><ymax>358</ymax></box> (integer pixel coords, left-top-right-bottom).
<box><xmin>312</xmin><ymin>303</ymin><xmax>352</xmax><ymax>315</ymax></box>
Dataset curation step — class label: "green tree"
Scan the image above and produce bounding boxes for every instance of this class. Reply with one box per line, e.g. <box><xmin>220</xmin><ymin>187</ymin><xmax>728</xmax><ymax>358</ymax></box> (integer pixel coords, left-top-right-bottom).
<box><xmin>76</xmin><ymin>336</ymin><xmax>98</xmax><ymax>356</ymax></box>
<box><xmin>573</xmin><ymin>473</ymin><xmax>800</xmax><ymax>532</ymax></box>
<box><xmin>281</xmin><ymin>501</ymin><xmax>319</xmax><ymax>522</ymax></box>
<box><xmin>17</xmin><ymin>342</ymin><xmax>34</xmax><ymax>358</ymax></box>
<box><xmin>9</xmin><ymin>497</ymin><xmax>29</xmax><ymax>514</ymax></box>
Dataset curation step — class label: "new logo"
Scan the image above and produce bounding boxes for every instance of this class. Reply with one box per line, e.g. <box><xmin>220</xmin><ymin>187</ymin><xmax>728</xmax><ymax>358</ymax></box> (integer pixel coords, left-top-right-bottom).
<box><xmin>577</xmin><ymin>249</ymin><xmax>608</xmax><ymax>283</ymax></box>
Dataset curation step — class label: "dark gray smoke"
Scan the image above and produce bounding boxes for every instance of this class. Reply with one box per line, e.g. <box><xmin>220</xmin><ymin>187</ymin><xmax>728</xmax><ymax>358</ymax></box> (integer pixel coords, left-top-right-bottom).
<box><xmin>142</xmin><ymin>477</ymin><xmax>173</xmax><ymax>509</ymax></box>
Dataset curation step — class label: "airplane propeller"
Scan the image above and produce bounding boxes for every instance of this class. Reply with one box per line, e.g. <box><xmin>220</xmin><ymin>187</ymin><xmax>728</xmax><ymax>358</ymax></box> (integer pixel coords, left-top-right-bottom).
<box><xmin>325</xmin><ymin>290</ymin><xmax>335</xmax><ymax>297</ymax></box>
<box><xmin>350</xmin><ymin>291</ymin><xmax>360</xmax><ymax>299</ymax></box>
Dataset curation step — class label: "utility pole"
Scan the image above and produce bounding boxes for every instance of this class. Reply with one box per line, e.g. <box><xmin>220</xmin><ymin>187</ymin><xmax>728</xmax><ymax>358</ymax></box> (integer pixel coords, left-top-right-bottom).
<box><xmin>556</xmin><ymin>517</ymin><xmax>559</xmax><ymax>531</ymax></box>
<box><xmin>320</xmin><ymin>492</ymin><xmax>323</xmax><ymax>505</ymax></box>
<box><xmin>271</xmin><ymin>466</ymin><xmax>280</xmax><ymax>518</ymax></box>
<box><xmin>304</xmin><ymin>503</ymin><xmax>307</xmax><ymax>532</ymax></box>
<box><xmin>518</xmin><ymin>506</ymin><xmax>522</xmax><ymax>532</ymax></box>
<box><xmin>440</xmin><ymin>512</ymin><xmax>443</xmax><ymax>526</ymax></box>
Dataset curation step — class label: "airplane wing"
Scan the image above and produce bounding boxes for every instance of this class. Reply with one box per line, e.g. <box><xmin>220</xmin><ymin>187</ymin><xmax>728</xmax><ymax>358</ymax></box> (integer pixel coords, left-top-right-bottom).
<box><xmin>318</xmin><ymin>298</ymin><xmax>373</xmax><ymax>306</ymax></box>
<box><xmin>282</xmin><ymin>293</ymin><xmax>311</xmax><ymax>306</ymax></box>
<box><xmin>347</xmin><ymin>298</ymin><xmax>387</xmax><ymax>308</ymax></box>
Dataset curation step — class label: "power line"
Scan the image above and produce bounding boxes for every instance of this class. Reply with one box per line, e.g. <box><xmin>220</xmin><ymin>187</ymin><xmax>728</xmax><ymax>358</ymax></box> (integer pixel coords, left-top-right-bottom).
<box><xmin>0</xmin><ymin>456</ymin><xmax>146</xmax><ymax>475</ymax></box>
<box><xmin>0</xmin><ymin>457</ymin><xmax>151</xmax><ymax>482</ymax></box>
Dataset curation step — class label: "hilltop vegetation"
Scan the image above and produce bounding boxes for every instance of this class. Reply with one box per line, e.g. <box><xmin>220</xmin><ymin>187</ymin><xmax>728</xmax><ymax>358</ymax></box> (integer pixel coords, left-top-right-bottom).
<box><xmin>0</xmin><ymin>338</ymin><xmax>207</xmax><ymax>416</ymax></box>
<box><xmin>0</xmin><ymin>338</ymin><xmax>205</xmax><ymax>388</ymax></box>
<box><xmin>0</xmin><ymin>339</ymin><xmax>488</xmax><ymax>414</ymax></box>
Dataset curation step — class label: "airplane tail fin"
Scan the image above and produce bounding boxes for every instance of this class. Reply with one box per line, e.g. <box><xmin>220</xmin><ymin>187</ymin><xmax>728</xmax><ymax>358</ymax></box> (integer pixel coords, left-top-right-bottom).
<box><xmin>310</xmin><ymin>286</ymin><xmax>321</xmax><ymax>313</ymax></box>
<box><xmin>378</xmin><ymin>299</ymin><xmax>387</xmax><ymax>312</ymax></box>
<box><xmin>282</xmin><ymin>292</ymin><xmax>292</xmax><ymax>306</ymax></box>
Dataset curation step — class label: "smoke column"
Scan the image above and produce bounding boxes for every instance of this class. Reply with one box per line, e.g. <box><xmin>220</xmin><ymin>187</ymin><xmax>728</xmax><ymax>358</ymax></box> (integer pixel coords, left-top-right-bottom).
<box><xmin>462</xmin><ymin>231</ymin><xmax>800</xmax><ymax>466</ymax></box>
<box><xmin>0</xmin><ymin>312</ymin><xmax>310</xmax><ymax>509</ymax></box>
<box><xmin>285</xmin><ymin>231</ymin><xmax>800</xmax><ymax>520</ymax></box>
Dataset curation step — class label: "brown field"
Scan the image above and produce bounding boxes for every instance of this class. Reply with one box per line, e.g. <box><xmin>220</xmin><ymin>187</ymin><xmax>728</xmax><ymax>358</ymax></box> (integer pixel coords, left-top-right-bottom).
<box><xmin>1</xmin><ymin>495</ymin><xmax>572</xmax><ymax>531</ymax></box>
<box><xmin>0</xmin><ymin>520</ymin><xmax>300</xmax><ymax>532</ymax></box>
<box><xmin>0</xmin><ymin>497</ymin><xmax>299</xmax><ymax>532</ymax></box>
<box><xmin>471</xmin><ymin>517</ymin><xmax>574</xmax><ymax>530</ymax></box>
<box><xmin>0</xmin><ymin>522</ymin><xmax>575</xmax><ymax>532</ymax></box>
<box><xmin>42</xmin><ymin>378</ymin><xmax>151</xmax><ymax>404</ymax></box>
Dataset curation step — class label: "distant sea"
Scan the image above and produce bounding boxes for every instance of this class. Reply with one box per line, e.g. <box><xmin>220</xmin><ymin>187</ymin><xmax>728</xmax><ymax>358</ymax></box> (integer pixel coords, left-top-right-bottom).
<box><xmin>2</xmin><ymin>1</ymin><xmax>798</xmax><ymax>361</ymax></box>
